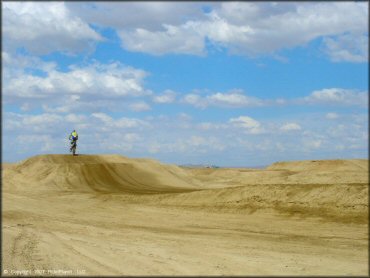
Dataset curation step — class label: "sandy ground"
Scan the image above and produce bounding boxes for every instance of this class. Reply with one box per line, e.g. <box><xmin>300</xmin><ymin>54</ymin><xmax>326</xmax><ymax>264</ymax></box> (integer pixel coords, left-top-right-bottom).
<box><xmin>2</xmin><ymin>154</ymin><xmax>368</xmax><ymax>276</ymax></box>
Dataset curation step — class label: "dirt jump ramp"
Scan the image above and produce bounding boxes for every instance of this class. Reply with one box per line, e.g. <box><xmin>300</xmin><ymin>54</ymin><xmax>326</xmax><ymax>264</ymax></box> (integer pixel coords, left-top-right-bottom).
<box><xmin>11</xmin><ymin>154</ymin><xmax>202</xmax><ymax>194</ymax></box>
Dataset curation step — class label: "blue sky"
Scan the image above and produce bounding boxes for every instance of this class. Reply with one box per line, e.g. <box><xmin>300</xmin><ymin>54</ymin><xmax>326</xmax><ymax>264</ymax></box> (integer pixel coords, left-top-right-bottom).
<box><xmin>2</xmin><ymin>2</ymin><xmax>369</xmax><ymax>166</ymax></box>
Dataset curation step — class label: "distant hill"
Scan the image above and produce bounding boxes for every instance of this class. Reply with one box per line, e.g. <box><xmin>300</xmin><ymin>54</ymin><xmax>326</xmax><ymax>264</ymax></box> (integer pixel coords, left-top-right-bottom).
<box><xmin>179</xmin><ymin>164</ymin><xmax>267</xmax><ymax>169</ymax></box>
<box><xmin>179</xmin><ymin>164</ymin><xmax>220</xmax><ymax>169</ymax></box>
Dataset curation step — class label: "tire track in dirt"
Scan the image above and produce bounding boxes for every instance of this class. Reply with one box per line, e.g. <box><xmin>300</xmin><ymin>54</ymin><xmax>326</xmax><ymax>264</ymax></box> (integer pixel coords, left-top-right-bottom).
<box><xmin>9</xmin><ymin>225</ymin><xmax>42</xmax><ymax>271</ymax></box>
<box><xmin>45</xmin><ymin>231</ymin><xmax>121</xmax><ymax>275</ymax></box>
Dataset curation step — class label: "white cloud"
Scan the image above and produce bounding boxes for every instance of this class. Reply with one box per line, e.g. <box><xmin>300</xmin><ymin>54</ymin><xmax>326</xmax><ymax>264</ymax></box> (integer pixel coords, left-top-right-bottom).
<box><xmin>275</xmin><ymin>142</ymin><xmax>286</xmax><ymax>152</ymax></box>
<box><xmin>129</xmin><ymin>102</ymin><xmax>151</xmax><ymax>112</ymax></box>
<box><xmin>177</xmin><ymin>113</ymin><xmax>192</xmax><ymax>121</ymax></box>
<box><xmin>189</xmin><ymin>136</ymin><xmax>207</xmax><ymax>147</ymax></box>
<box><xmin>328</xmin><ymin>126</ymin><xmax>346</xmax><ymax>138</ymax></box>
<box><xmin>302</xmin><ymin>88</ymin><xmax>368</xmax><ymax>106</ymax></box>
<box><xmin>123</xmin><ymin>133</ymin><xmax>141</xmax><ymax>142</ymax></box>
<box><xmin>206</xmin><ymin>90</ymin><xmax>263</xmax><ymax>107</ymax></box>
<box><xmin>91</xmin><ymin>112</ymin><xmax>113</xmax><ymax>123</ymax></box>
<box><xmin>42</xmin><ymin>104</ymin><xmax>73</xmax><ymax>114</ymax></box>
<box><xmin>326</xmin><ymin>112</ymin><xmax>339</xmax><ymax>120</ymax></box>
<box><xmin>115</xmin><ymin>118</ymin><xmax>149</xmax><ymax>129</ymax></box>
<box><xmin>5</xmin><ymin>61</ymin><xmax>148</xmax><ymax>98</ymax></box>
<box><xmin>3</xmin><ymin>112</ymin><xmax>68</xmax><ymax>134</ymax></box>
<box><xmin>304</xmin><ymin>139</ymin><xmax>322</xmax><ymax>150</ymax></box>
<box><xmin>152</xmin><ymin>135</ymin><xmax>225</xmax><ymax>154</ymax></box>
<box><xmin>218</xmin><ymin>2</ymin><xmax>367</xmax><ymax>55</ymax></box>
<box><xmin>65</xmin><ymin>2</ymin><xmax>368</xmax><ymax>60</ymax></box>
<box><xmin>3</xmin><ymin>108</ymin><xmax>368</xmax><ymax>165</ymax></box>
<box><xmin>3</xmin><ymin>58</ymin><xmax>151</xmax><ymax>112</ymax></box>
<box><xmin>22</xmin><ymin>113</ymin><xmax>63</xmax><ymax>126</ymax></box>
<box><xmin>70</xmin><ymin>3</ymin><xmax>206</xmax><ymax>56</ymax></box>
<box><xmin>3</xmin><ymin>111</ymin><xmax>151</xmax><ymax>157</ymax></box>
<box><xmin>65</xmin><ymin>113</ymin><xmax>88</xmax><ymax>124</ymax></box>
<box><xmin>182</xmin><ymin>87</ymin><xmax>368</xmax><ymax>110</ymax></box>
<box><xmin>16</xmin><ymin>134</ymin><xmax>56</xmax><ymax>152</ymax></box>
<box><xmin>2</xmin><ymin>51</ymin><xmax>57</xmax><ymax>77</ymax></box>
<box><xmin>153</xmin><ymin>90</ymin><xmax>177</xmax><ymax>104</ymax></box>
<box><xmin>230</xmin><ymin>116</ymin><xmax>260</xmax><ymax>129</ymax></box>
<box><xmin>118</xmin><ymin>23</ymin><xmax>205</xmax><ymax>56</ymax></box>
<box><xmin>91</xmin><ymin>112</ymin><xmax>148</xmax><ymax>129</ymax></box>
<box><xmin>3</xmin><ymin>2</ymin><xmax>103</xmax><ymax>55</ymax></box>
<box><xmin>182</xmin><ymin>90</ymin><xmax>266</xmax><ymax>108</ymax></box>
<box><xmin>280</xmin><ymin>123</ymin><xmax>302</xmax><ymax>131</ymax></box>
<box><xmin>229</xmin><ymin>116</ymin><xmax>265</xmax><ymax>134</ymax></box>
<box><xmin>182</xmin><ymin>94</ymin><xmax>206</xmax><ymax>108</ymax></box>
<box><xmin>6</xmin><ymin>54</ymin><xmax>366</xmax><ymax>115</ymax></box>
<box><xmin>67</xmin><ymin>2</ymin><xmax>206</xmax><ymax>31</ymax></box>
<box><xmin>323</xmin><ymin>33</ymin><xmax>368</xmax><ymax>63</ymax></box>
<box><xmin>3</xmin><ymin>2</ymin><xmax>367</xmax><ymax>60</ymax></box>
<box><xmin>2</xmin><ymin>111</ymin><xmax>149</xmax><ymax>136</ymax></box>
<box><xmin>148</xmin><ymin>142</ymin><xmax>162</xmax><ymax>154</ymax></box>
<box><xmin>197</xmin><ymin>122</ymin><xmax>227</xmax><ymax>131</ymax></box>
<box><xmin>20</xmin><ymin>103</ymin><xmax>31</xmax><ymax>112</ymax></box>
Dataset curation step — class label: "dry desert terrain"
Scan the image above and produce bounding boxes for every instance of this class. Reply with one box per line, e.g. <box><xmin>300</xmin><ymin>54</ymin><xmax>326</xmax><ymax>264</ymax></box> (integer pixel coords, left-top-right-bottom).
<box><xmin>2</xmin><ymin>154</ymin><xmax>368</xmax><ymax>276</ymax></box>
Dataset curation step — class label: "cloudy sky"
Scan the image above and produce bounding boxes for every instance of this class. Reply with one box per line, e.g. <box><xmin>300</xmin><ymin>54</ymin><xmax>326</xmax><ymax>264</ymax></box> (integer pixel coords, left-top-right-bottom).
<box><xmin>2</xmin><ymin>1</ymin><xmax>369</xmax><ymax>166</ymax></box>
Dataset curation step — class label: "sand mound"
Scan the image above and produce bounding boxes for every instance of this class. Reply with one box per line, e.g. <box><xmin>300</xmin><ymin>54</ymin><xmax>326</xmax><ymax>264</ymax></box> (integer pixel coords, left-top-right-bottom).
<box><xmin>9</xmin><ymin>154</ymin><xmax>202</xmax><ymax>194</ymax></box>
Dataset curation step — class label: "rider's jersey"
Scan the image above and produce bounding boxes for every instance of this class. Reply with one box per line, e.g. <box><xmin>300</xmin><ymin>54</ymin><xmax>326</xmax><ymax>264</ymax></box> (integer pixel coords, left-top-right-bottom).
<box><xmin>69</xmin><ymin>131</ymin><xmax>78</xmax><ymax>141</ymax></box>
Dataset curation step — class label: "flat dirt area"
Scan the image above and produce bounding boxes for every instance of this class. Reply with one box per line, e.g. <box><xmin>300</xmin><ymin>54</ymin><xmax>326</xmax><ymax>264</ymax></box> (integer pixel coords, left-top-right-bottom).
<box><xmin>2</xmin><ymin>154</ymin><xmax>368</xmax><ymax>276</ymax></box>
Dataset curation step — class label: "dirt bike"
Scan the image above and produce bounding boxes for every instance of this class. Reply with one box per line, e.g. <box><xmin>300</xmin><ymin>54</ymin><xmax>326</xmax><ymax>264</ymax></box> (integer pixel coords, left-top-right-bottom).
<box><xmin>70</xmin><ymin>140</ymin><xmax>77</xmax><ymax>156</ymax></box>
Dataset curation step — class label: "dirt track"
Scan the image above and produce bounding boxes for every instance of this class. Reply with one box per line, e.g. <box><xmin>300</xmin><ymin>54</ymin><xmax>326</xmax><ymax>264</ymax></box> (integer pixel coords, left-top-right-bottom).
<box><xmin>2</xmin><ymin>154</ymin><xmax>368</xmax><ymax>275</ymax></box>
